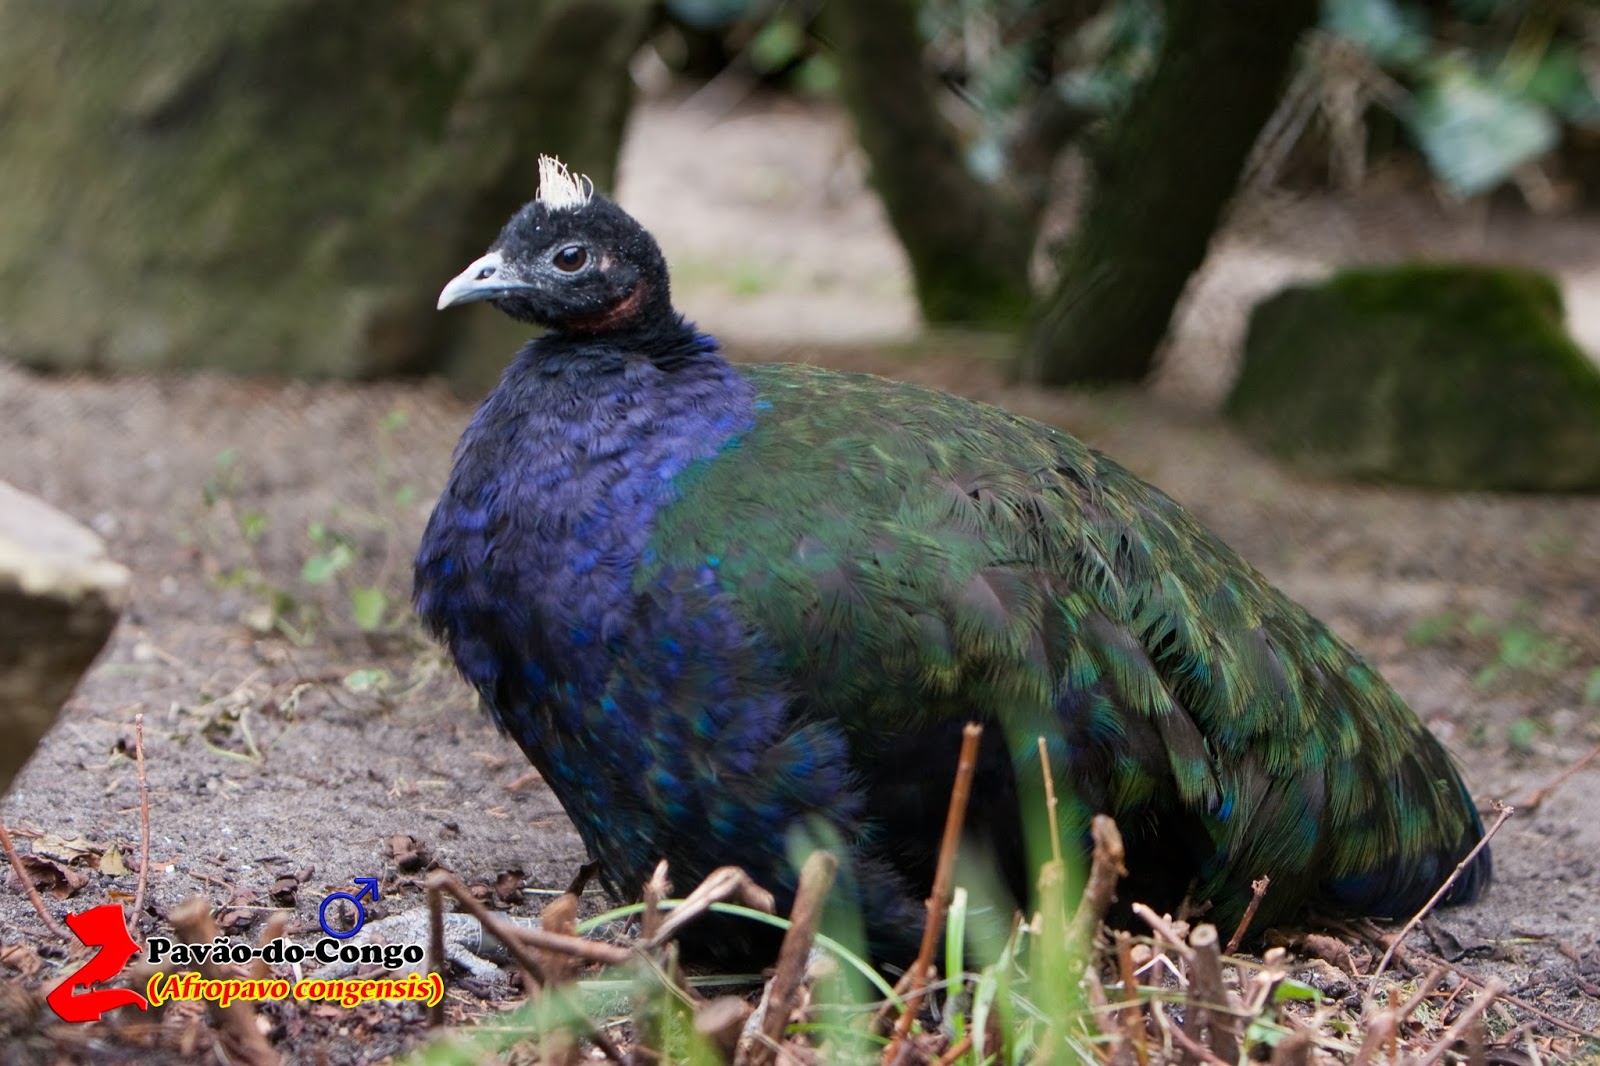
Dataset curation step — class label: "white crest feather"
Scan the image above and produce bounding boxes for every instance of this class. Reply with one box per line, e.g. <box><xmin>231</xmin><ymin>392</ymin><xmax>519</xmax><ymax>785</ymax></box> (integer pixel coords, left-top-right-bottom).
<box><xmin>536</xmin><ymin>154</ymin><xmax>593</xmax><ymax>211</ymax></box>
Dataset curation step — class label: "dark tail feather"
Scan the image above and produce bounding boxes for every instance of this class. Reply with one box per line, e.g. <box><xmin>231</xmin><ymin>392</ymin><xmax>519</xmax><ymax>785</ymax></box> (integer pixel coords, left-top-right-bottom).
<box><xmin>1325</xmin><ymin>776</ymin><xmax>1491</xmax><ymax>919</ymax></box>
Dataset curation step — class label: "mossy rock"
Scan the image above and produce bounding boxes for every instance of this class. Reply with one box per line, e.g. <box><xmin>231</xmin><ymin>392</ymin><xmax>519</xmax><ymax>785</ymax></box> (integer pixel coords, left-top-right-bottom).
<box><xmin>1225</xmin><ymin>262</ymin><xmax>1600</xmax><ymax>491</ymax></box>
<box><xmin>0</xmin><ymin>0</ymin><xmax>650</xmax><ymax>390</ymax></box>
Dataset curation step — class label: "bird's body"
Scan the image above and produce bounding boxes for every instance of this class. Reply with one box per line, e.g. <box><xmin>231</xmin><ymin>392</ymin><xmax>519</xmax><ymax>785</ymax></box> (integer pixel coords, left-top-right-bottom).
<box><xmin>416</xmin><ymin>159</ymin><xmax>1488</xmax><ymax>963</ymax></box>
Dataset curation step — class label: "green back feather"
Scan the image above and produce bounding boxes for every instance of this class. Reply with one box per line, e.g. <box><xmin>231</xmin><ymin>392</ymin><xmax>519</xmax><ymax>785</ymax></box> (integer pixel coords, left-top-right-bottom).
<box><xmin>640</xmin><ymin>363</ymin><xmax>1479</xmax><ymax>923</ymax></box>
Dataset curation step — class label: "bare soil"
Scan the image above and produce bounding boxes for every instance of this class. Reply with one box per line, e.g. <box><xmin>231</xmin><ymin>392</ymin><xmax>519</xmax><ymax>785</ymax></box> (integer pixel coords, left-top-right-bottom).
<box><xmin>1</xmin><ymin>91</ymin><xmax>1598</xmax><ymax>1063</ymax></box>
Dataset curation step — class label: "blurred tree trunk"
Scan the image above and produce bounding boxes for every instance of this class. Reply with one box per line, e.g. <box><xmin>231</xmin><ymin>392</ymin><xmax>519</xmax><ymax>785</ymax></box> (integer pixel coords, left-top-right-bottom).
<box><xmin>826</xmin><ymin>0</ymin><xmax>1031</xmax><ymax>327</ymax></box>
<box><xmin>0</xmin><ymin>0</ymin><xmax>652</xmax><ymax>393</ymax></box>
<box><xmin>1018</xmin><ymin>0</ymin><xmax>1317</xmax><ymax>385</ymax></box>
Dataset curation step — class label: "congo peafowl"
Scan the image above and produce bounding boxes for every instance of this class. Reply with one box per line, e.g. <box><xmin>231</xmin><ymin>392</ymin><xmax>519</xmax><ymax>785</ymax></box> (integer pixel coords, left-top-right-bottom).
<box><xmin>415</xmin><ymin>157</ymin><xmax>1489</xmax><ymax>963</ymax></box>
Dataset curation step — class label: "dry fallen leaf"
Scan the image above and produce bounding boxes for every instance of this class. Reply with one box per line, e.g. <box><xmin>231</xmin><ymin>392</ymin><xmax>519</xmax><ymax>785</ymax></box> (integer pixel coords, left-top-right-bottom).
<box><xmin>31</xmin><ymin>833</ymin><xmax>102</xmax><ymax>864</ymax></box>
<box><xmin>98</xmin><ymin>844</ymin><xmax>130</xmax><ymax>876</ymax></box>
<box><xmin>0</xmin><ymin>943</ymin><xmax>44</xmax><ymax>977</ymax></box>
<box><xmin>10</xmin><ymin>854</ymin><xmax>90</xmax><ymax>898</ymax></box>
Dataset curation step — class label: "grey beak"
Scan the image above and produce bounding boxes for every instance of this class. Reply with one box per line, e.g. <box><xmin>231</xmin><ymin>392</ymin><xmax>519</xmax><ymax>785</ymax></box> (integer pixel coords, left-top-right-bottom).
<box><xmin>437</xmin><ymin>251</ymin><xmax>525</xmax><ymax>310</ymax></box>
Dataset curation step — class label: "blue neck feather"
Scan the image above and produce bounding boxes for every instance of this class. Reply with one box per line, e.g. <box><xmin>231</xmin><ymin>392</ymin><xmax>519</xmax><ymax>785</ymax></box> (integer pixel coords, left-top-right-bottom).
<box><xmin>414</xmin><ymin>318</ymin><xmax>754</xmax><ymax>700</ymax></box>
<box><xmin>412</xmin><ymin>319</ymin><xmax>796</xmax><ymax>892</ymax></box>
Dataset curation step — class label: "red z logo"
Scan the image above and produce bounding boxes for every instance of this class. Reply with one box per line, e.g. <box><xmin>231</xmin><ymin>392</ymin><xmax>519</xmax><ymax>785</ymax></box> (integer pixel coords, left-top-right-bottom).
<box><xmin>46</xmin><ymin>904</ymin><xmax>149</xmax><ymax>1023</ymax></box>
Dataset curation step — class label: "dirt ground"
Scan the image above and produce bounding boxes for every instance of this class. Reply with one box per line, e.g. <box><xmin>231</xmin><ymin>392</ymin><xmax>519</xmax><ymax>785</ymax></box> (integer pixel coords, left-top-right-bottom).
<box><xmin>2</xmin><ymin>91</ymin><xmax>1599</xmax><ymax>1063</ymax></box>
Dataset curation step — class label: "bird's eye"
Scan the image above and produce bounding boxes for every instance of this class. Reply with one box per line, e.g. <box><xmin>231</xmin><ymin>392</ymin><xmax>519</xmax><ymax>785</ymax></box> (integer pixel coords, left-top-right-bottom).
<box><xmin>553</xmin><ymin>245</ymin><xmax>588</xmax><ymax>272</ymax></box>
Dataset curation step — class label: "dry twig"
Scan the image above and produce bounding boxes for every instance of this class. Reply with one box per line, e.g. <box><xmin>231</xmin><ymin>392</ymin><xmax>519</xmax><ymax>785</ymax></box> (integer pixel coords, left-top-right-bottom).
<box><xmin>1184</xmin><ymin>924</ymin><xmax>1240</xmax><ymax>1063</ymax></box>
<box><xmin>1267</xmin><ymin>1028</ymin><xmax>1315</xmax><ymax>1066</ymax></box>
<box><xmin>1084</xmin><ymin>960</ymin><xmax>1136</xmax><ymax>1066</ymax></box>
<box><xmin>1414</xmin><ymin>981</ymin><xmax>1506</xmax><ymax>1066</ymax></box>
<box><xmin>170</xmin><ymin>896</ymin><xmax>280</xmax><ymax>1066</ymax></box>
<box><xmin>1067</xmin><ymin>815</ymin><xmax>1127</xmax><ymax>954</ymax></box>
<box><xmin>250</xmin><ymin>912</ymin><xmax>289</xmax><ymax>982</ymax></box>
<box><xmin>641</xmin><ymin>859</ymin><xmax>670</xmax><ymax>943</ymax></box>
<box><xmin>1115</xmin><ymin>932</ymin><xmax>1150</xmax><ymax>1066</ymax></box>
<box><xmin>695</xmin><ymin>996</ymin><xmax>754</xmax><ymax>1062</ymax></box>
<box><xmin>1132</xmin><ymin>903</ymin><xmax>1195</xmax><ymax>961</ymax></box>
<box><xmin>425</xmin><ymin>871</ymin><xmax>626</xmax><ymax>1063</ymax></box>
<box><xmin>0</xmin><ymin>817</ymin><xmax>68</xmax><ymax>940</ymax></box>
<box><xmin>1224</xmin><ymin>876</ymin><xmax>1269</xmax><ymax>955</ymax></box>
<box><xmin>936</xmin><ymin>1033</ymin><xmax>974</xmax><ymax>1066</ymax></box>
<box><xmin>1391</xmin><ymin>965</ymin><xmax>1450</xmax><ymax>1023</ymax></box>
<box><xmin>1350</xmin><ymin>1012</ymin><xmax>1396</xmax><ymax>1066</ymax></box>
<box><xmin>1167</xmin><ymin>1019</ymin><xmax>1232</xmax><ymax>1066</ymax></box>
<box><xmin>1417</xmin><ymin>952</ymin><xmax>1598</xmax><ymax>1040</ymax></box>
<box><xmin>1518</xmin><ymin>740</ymin><xmax>1600</xmax><ymax>813</ymax></box>
<box><xmin>748</xmin><ymin>850</ymin><xmax>838</xmax><ymax>1066</ymax></box>
<box><xmin>129</xmin><ymin>712</ymin><xmax>152</xmax><ymax>942</ymax></box>
<box><xmin>885</xmin><ymin>722</ymin><xmax>984</xmax><ymax>1053</ymax></box>
<box><xmin>436</xmin><ymin>872</ymin><xmax>633</xmax><ymax>973</ymax></box>
<box><xmin>538</xmin><ymin>891</ymin><xmax>583</xmax><ymax>1066</ymax></box>
<box><xmin>1241</xmin><ymin>946</ymin><xmax>1289</xmax><ymax>1016</ymax></box>
<box><xmin>426</xmin><ymin>876</ymin><xmax>446</xmax><ymax>1027</ymax></box>
<box><xmin>537</xmin><ymin>892</ymin><xmax>582</xmax><ymax>985</ymax></box>
<box><xmin>645</xmin><ymin>865</ymin><xmax>774</xmax><ymax>949</ymax></box>
<box><xmin>1367</xmin><ymin>803</ymin><xmax>1512</xmax><ymax>995</ymax></box>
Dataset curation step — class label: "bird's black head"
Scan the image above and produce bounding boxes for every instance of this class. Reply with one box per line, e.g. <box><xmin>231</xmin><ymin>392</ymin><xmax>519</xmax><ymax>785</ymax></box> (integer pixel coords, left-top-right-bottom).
<box><xmin>437</xmin><ymin>156</ymin><xmax>673</xmax><ymax>334</ymax></box>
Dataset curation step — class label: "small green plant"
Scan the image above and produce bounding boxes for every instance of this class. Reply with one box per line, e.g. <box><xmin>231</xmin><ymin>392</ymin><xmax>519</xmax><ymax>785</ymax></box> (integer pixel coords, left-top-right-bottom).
<box><xmin>302</xmin><ymin>520</ymin><xmax>395</xmax><ymax>634</ymax></box>
<box><xmin>729</xmin><ymin>261</ymin><xmax>778</xmax><ymax>299</ymax></box>
<box><xmin>200</xmin><ymin>448</ymin><xmax>314</xmax><ymax>642</ymax></box>
<box><xmin>1506</xmin><ymin>715</ymin><xmax>1546</xmax><ymax>754</ymax></box>
<box><xmin>1471</xmin><ymin>616</ymin><xmax>1573</xmax><ymax>690</ymax></box>
<box><xmin>392</xmin><ymin>719</ymin><xmax>1523</xmax><ymax>1066</ymax></box>
<box><xmin>197</xmin><ymin>406</ymin><xmax>424</xmax><ymax>645</ymax></box>
<box><xmin>402</xmin><ymin>735</ymin><xmax>1321</xmax><ymax>1065</ymax></box>
<box><xmin>1405</xmin><ymin>608</ymin><xmax>1461</xmax><ymax>648</ymax></box>
<box><xmin>400</xmin><ymin>847</ymin><xmax>1430</xmax><ymax>1066</ymax></box>
<box><xmin>1406</xmin><ymin>607</ymin><xmax>1578</xmax><ymax>694</ymax></box>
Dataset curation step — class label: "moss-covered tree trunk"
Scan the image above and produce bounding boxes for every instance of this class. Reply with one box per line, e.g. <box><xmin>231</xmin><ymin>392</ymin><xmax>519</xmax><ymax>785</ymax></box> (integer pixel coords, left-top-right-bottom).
<box><xmin>0</xmin><ymin>0</ymin><xmax>652</xmax><ymax>392</ymax></box>
<box><xmin>1018</xmin><ymin>0</ymin><xmax>1317</xmax><ymax>385</ymax></box>
<box><xmin>826</xmin><ymin>0</ymin><xmax>1031</xmax><ymax>327</ymax></box>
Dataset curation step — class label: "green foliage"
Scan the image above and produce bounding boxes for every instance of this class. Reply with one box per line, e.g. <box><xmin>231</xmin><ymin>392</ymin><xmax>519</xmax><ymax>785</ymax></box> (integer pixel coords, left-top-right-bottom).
<box><xmin>399</xmin><ymin>863</ymin><xmax>1357</xmax><ymax>1064</ymax></box>
<box><xmin>915</xmin><ymin>0</ymin><xmax>1162</xmax><ymax>181</ymax></box>
<box><xmin>201</xmin><ymin>449</ymin><xmax>315</xmax><ymax>643</ymax></box>
<box><xmin>729</xmin><ymin>261</ymin><xmax>778</xmax><ymax>298</ymax></box>
<box><xmin>1506</xmin><ymin>715</ymin><xmax>1543</xmax><ymax>753</ymax></box>
<box><xmin>1406</xmin><ymin>609</ymin><xmax>1462</xmax><ymax>648</ymax></box>
<box><xmin>1329</xmin><ymin>260</ymin><xmax>1564</xmax><ymax>326</ymax></box>
<box><xmin>910</xmin><ymin>0</ymin><xmax>1596</xmax><ymax>199</ymax></box>
<box><xmin>301</xmin><ymin>526</ymin><xmax>356</xmax><ymax>586</ymax></box>
<box><xmin>661</xmin><ymin>0</ymin><xmax>838</xmax><ymax>96</ymax></box>
<box><xmin>1405</xmin><ymin>608</ymin><xmax>1590</xmax><ymax>750</ymax></box>
<box><xmin>342</xmin><ymin>668</ymin><xmax>391</xmax><ymax>694</ymax></box>
<box><xmin>1325</xmin><ymin>0</ymin><xmax>1428</xmax><ymax>64</ymax></box>
<box><xmin>1051</xmin><ymin>0</ymin><xmax>1163</xmax><ymax>115</ymax></box>
<box><xmin>931</xmin><ymin>0</ymin><xmax>1160</xmax><ymax>113</ymax></box>
<box><xmin>349</xmin><ymin>585</ymin><xmax>389</xmax><ymax>632</ymax></box>
<box><xmin>392</xmin><ymin>738</ymin><xmax>1479</xmax><ymax>1063</ymax></box>
<box><xmin>1473</xmin><ymin>621</ymin><xmax>1573</xmax><ymax>690</ymax></box>
<box><xmin>1322</xmin><ymin>0</ymin><xmax>1598</xmax><ymax>195</ymax></box>
<box><xmin>1410</xmin><ymin>59</ymin><xmax>1558</xmax><ymax>194</ymax></box>
<box><xmin>196</xmin><ymin>407</ymin><xmax>422</xmax><ymax>644</ymax></box>
<box><xmin>749</xmin><ymin>14</ymin><xmax>805</xmax><ymax>73</ymax></box>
